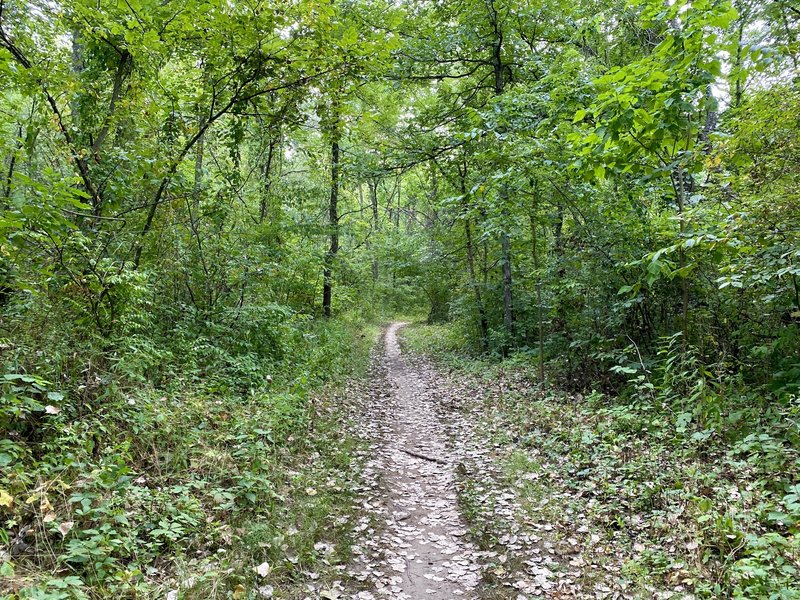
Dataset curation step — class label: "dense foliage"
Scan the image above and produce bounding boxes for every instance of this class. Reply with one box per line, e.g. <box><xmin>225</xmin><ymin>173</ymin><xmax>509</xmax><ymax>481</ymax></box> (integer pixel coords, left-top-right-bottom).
<box><xmin>1</xmin><ymin>0</ymin><xmax>798</xmax><ymax>596</ymax></box>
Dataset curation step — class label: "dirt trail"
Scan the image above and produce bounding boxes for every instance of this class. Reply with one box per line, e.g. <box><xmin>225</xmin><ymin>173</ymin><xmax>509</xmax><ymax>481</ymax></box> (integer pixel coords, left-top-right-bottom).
<box><xmin>347</xmin><ymin>322</ymin><xmax>482</xmax><ymax>599</ymax></box>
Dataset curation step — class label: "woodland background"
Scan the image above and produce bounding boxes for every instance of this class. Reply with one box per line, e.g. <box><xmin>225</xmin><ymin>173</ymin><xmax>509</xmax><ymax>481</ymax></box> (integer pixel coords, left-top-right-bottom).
<box><xmin>0</xmin><ymin>0</ymin><xmax>798</xmax><ymax>597</ymax></box>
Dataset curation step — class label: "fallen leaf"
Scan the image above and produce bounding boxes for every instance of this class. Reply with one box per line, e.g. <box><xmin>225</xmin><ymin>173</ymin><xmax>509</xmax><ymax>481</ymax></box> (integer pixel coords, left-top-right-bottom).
<box><xmin>255</xmin><ymin>561</ymin><xmax>270</xmax><ymax>578</ymax></box>
<box><xmin>44</xmin><ymin>405</ymin><xmax>61</xmax><ymax>415</ymax></box>
<box><xmin>58</xmin><ymin>521</ymin><xmax>74</xmax><ymax>537</ymax></box>
<box><xmin>0</xmin><ymin>489</ymin><xmax>12</xmax><ymax>508</ymax></box>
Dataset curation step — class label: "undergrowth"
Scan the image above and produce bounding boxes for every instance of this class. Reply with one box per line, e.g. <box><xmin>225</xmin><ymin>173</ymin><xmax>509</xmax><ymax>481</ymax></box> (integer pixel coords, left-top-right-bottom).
<box><xmin>1</xmin><ymin>308</ymin><xmax>378</xmax><ymax>599</ymax></box>
<box><xmin>402</xmin><ymin>322</ymin><xmax>800</xmax><ymax>599</ymax></box>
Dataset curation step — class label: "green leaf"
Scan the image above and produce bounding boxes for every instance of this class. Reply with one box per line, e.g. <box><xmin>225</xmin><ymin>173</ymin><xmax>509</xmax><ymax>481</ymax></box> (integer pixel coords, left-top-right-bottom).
<box><xmin>0</xmin><ymin>560</ymin><xmax>14</xmax><ymax>577</ymax></box>
<box><xmin>594</xmin><ymin>165</ymin><xmax>606</xmax><ymax>180</ymax></box>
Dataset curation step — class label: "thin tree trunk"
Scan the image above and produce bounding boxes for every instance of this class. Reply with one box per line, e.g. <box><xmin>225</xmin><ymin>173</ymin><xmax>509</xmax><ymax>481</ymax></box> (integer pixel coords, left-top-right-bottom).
<box><xmin>92</xmin><ymin>50</ymin><xmax>132</xmax><ymax>156</ymax></box>
<box><xmin>370</xmin><ymin>179</ymin><xmax>379</xmax><ymax>225</ymax></box>
<box><xmin>465</xmin><ymin>217</ymin><xmax>488</xmax><ymax>352</ymax></box>
<box><xmin>501</xmin><ymin>226</ymin><xmax>514</xmax><ymax>346</ymax></box>
<box><xmin>188</xmin><ymin>116</ymin><xmax>211</xmax><ymax>311</ymax></box>
<box><xmin>458</xmin><ymin>160</ymin><xmax>488</xmax><ymax>348</ymax></box>
<box><xmin>369</xmin><ymin>179</ymin><xmax>379</xmax><ymax>281</ymax></box>
<box><xmin>676</xmin><ymin>164</ymin><xmax>689</xmax><ymax>346</ymax></box>
<box><xmin>322</xmin><ymin>137</ymin><xmax>340</xmax><ymax>318</ymax></box>
<box><xmin>481</xmin><ymin>215</ymin><xmax>488</xmax><ymax>289</ymax></box>
<box><xmin>2</xmin><ymin>153</ymin><xmax>15</xmax><ymax>203</ymax></box>
<box><xmin>700</xmin><ymin>86</ymin><xmax>718</xmax><ymax>154</ymax></box>
<box><xmin>732</xmin><ymin>16</ymin><xmax>746</xmax><ymax>108</ymax></box>
<box><xmin>3</xmin><ymin>125</ymin><xmax>21</xmax><ymax>203</ymax></box>
<box><xmin>193</xmin><ymin>117</ymin><xmax>205</xmax><ymax>208</ymax></box>
<box><xmin>530</xmin><ymin>210</ymin><xmax>545</xmax><ymax>384</ymax></box>
<box><xmin>490</xmin><ymin>6</ymin><xmax>515</xmax><ymax>349</ymax></box>
<box><xmin>395</xmin><ymin>175</ymin><xmax>401</xmax><ymax>228</ymax></box>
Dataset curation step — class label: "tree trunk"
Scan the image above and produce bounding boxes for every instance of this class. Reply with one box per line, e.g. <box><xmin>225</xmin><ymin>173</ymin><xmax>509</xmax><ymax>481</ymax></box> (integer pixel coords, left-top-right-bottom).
<box><xmin>465</xmin><ymin>217</ymin><xmax>489</xmax><ymax>352</ymax></box>
<box><xmin>92</xmin><ymin>50</ymin><xmax>132</xmax><ymax>157</ymax></box>
<box><xmin>188</xmin><ymin>115</ymin><xmax>211</xmax><ymax>311</ymax></box>
<box><xmin>501</xmin><ymin>226</ymin><xmax>514</xmax><ymax>347</ymax></box>
<box><xmin>457</xmin><ymin>157</ymin><xmax>488</xmax><ymax>350</ymax></box>
<box><xmin>193</xmin><ymin>117</ymin><xmax>205</xmax><ymax>208</ymax></box>
<box><xmin>676</xmin><ymin>163</ymin><xmax>690</xmax><ymax>346</ymax></box>
<box><xmin>490</xmin><ymin>7</ymin><xmax>515</xmax><ymax>348</ymax></box>
<box><xmin>394</xmin><ymin>175</ymin><xmax>401</xmax><ymax>228</ymax></box>
<box><xmin>530</xmin><ymin>210</ymin><xmax>545</xmax><ymax>384</ymax></box>
<box><xmin>700</xmin><ymin>86</ymin><xmax>718</xmax><ymax>153</ymax></box>
<box><xmin>369</xmin><ymin>179</ymin><xmax>379</xmax><ymax>281</ymax></box>
<box><xmin>322</xmin><ymin>137</ymin><xmax>340</xmax><ymax>318</ymax></box>
<box><xmin>732</xmin><ymin>16</ymin><xmax>745</xmax><ymax>108</ymax></box>
<box><xmin>3</xmin><ymin>125</ymin><xmax>21</xmax><ymax>204</ymax></box>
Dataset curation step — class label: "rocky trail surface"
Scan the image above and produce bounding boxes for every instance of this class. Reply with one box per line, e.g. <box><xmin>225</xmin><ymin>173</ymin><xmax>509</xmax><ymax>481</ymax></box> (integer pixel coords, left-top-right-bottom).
<box><xmin>340</xmin><ymin>323</ymin><xmax>565</xmax><ymax>600</ymax></box>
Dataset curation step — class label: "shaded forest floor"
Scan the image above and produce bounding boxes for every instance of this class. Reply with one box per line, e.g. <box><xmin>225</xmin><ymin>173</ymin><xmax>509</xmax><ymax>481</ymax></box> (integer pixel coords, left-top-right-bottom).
<box><xmin>3</xmin><ymin>321</ymin><xmax>796</xmax><ymax>599</ymax></box>
<box><xmin>325</xmin><ymin>323</ymin><xmax>656</xmax><ymax>599</ymax></box>
<box><xmin>329</xmin><ymin>322</ymin><xmax>798</xmax><ymax>600</ymax></box>
<box><xmin>332</xmin><ymin>323</ymin><xmax>642</xmax><ymax>600</ymax></box>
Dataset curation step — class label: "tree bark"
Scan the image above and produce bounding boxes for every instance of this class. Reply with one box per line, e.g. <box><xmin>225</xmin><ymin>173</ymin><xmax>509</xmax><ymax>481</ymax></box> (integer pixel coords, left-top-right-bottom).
<box><xmin>322</xmin><ymin>136</ymin><xmax>340</xmax><ymax>318</ymax></box>
<box><xmin>489</xmin><ymin>1</ymin><xmax>515</xmax><ymax>348</ymax></box>
<box><xmin>369</xmin><ymin>179</ymin><xmax>379</xmax><ymax>281</ymax></box>
<box><xmin>732</xmin><ymin>15</ymin><xmax>746</xmax><ymax>108</ymax></box>
<box><xmin>394</xmin><ymin>175</ymin><xmax>401</xmax><ymax>228</ymax></box>
<box><xmin>465</xmin><ymin>217</ymin><xmax>489</xmax><ymax>352</ymax></box>
<box><xmin>530</xmin><ymin>209</ymin><xmax>545</xmax><ymax>384</ymax></box>
<box><xmin>3</xmin><ymin>125</ymin><xmax>21</xmax><ymax>204</ymax></box>
<box><xmin>92</xmin><ymin>50</ymin><xmax>132</xmax><ymax>156</ymax></box>
<box><xmin>501</xmin><ymin>227</ymin><xmax>514</xmax><ymax>345</ymax></box>
<box><xmin>193</xmin><ymin>116</ymin><xmax>205</xmax><ymax>208</ymax></box>
<box><xmin>460</xmin><ymin>158</ymin><xmax>488</xmax><ymax>350</ymax></box>
<box><xmin>675</xmin><ymin>163</ymin><xmax>690</xmax><ymax>347</ymax></box>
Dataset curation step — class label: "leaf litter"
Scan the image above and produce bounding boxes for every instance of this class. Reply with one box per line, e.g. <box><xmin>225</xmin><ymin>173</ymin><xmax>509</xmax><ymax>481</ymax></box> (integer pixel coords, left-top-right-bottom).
<box><xmin>339</xmin><ymin>323</ymin><xmax>577</xmax><ymax>599</ymax></box>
